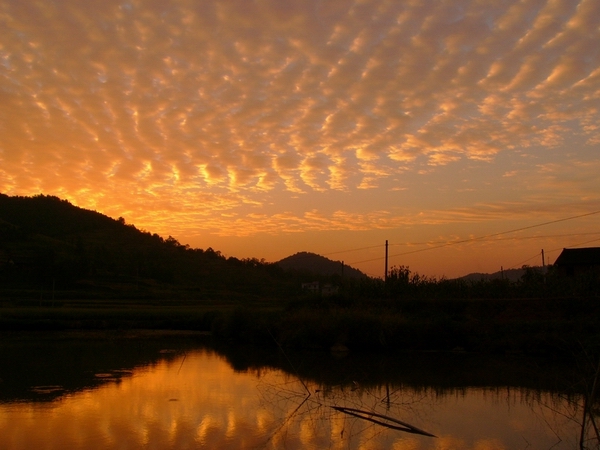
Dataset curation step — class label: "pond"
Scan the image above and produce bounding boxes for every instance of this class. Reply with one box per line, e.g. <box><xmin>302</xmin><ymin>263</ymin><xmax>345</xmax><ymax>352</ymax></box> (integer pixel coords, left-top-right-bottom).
<box><xmin>0</xmin><ymin>332</ymin><xmax>597</xmax><ymax>449</ymax></box>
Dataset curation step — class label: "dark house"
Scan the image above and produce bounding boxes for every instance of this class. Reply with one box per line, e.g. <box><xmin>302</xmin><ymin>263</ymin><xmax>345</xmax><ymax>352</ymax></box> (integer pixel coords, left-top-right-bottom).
<box><xmin>554</xmin><ymin>247</ymin><xmax>600</xmax><ymax>276</ymax></box>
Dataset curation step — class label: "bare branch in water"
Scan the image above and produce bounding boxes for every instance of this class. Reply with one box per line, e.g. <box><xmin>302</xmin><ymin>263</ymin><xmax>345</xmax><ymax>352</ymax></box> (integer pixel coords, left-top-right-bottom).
<box><xmin>331</xmin><ymin>406</ymin><xmax>436</xmax><ymax>437</ymax></box>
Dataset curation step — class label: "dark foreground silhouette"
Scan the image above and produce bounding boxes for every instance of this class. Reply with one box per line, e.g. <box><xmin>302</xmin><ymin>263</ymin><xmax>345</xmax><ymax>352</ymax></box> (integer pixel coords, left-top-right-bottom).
<box><xmin>1</xmin><ymin>194</ymin><xmax>599</xmax><ymax>355</ymax></box>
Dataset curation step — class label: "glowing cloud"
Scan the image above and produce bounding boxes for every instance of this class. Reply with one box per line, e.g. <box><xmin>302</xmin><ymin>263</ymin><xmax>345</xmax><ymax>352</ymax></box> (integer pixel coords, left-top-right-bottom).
<box><xmin>1</xmin><ymin>0</ymin><xmax>599</xmax><ymax>276</ymax></box>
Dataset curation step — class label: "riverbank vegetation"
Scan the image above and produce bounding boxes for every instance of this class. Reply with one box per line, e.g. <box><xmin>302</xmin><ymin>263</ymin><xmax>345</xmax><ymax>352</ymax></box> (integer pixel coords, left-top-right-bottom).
<box><xmin>2</xmin><ymin>284</ymin><xmax>599</xmax><ymax>356</ymax></box>
<box><xmin>1</xmin><ymin>194</ymin><xmax>599</xmax><ymax>355</ymax></box>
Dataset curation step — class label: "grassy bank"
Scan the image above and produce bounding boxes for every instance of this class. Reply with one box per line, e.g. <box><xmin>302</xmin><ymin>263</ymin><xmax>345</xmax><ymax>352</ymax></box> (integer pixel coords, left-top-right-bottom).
<box><xmin>1</xmin><ymin>295</ymin><xmax>599</xmax><ymax>355</ymax></box>
<box><xmin>209</xmin><ymin>296</ymin><xmax>600</xmax><ymax>355</ymax></box>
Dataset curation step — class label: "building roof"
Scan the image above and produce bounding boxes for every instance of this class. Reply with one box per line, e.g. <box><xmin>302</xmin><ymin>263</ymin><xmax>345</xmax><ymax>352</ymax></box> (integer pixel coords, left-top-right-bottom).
<box><xmin>554</xmin><ymin>247</ymin><xmax>600</xmax><ymax>266</ymax></box>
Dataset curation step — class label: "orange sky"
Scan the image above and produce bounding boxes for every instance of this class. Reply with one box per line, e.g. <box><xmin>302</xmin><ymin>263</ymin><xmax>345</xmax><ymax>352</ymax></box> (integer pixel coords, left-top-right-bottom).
<box><xmin>1</xmin><ymin>0</ymin><xmax>599</xmax><ymax>277</ymax></box>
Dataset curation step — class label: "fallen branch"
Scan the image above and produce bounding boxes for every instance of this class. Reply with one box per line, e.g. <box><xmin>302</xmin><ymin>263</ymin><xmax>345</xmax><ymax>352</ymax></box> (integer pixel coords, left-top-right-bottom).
<box><xmin>331</xmin><ymin>406</ymin><xmax>436</xmax><ymax>437</ymax></box>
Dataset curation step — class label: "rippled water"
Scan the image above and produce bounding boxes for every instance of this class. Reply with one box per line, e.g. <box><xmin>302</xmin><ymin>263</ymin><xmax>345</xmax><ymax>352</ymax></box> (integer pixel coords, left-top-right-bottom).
<box><xmin>0</xmin><ymin>334</ymin><xmax>596</xmax><ymax>449</ymax></box>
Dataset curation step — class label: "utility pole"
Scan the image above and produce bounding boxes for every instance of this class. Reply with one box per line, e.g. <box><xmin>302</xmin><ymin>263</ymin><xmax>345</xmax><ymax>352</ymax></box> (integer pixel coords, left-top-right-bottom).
<box><xmin>541</xmin><ymin>249</ymin><xmax>545</xmax><ymax>267</ymax></box>
<box><xmin>384</xmin><ymin>240</ymin><xmax>388</xmax><ymax>283</ymax></box>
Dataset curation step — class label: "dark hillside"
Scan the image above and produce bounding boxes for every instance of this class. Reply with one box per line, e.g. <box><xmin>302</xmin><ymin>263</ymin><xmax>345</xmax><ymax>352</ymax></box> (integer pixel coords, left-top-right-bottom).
<box><xmin>0</xmin><ymin>194</ymin><xmax>117</xmax><ymax>237</ymax></box>
<box><xmin>0</xmin><ymin>194</ymin><xmax>295</xmax><ymax>301</ymax></box>
<box><xmin>458</xmin><ymin>267</ymin><xmax>546</xmax><ymax>283</ymax></box>
<box><xmin>276</xmin><ymin>252</ymin><xmax>367</xmax><ymax>279</ymax></box>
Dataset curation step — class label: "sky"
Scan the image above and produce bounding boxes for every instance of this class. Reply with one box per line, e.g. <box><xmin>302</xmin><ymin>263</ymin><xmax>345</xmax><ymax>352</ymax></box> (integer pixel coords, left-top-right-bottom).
<box><xmin>1</xmin><ymin>0</ymin><xmax>599</xmax><ymax>278</ymax></box>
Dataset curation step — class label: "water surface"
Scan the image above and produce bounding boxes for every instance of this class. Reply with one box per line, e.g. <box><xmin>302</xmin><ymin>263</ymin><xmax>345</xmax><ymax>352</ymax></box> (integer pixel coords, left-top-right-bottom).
<box><xmin>0</xmin><ymin>334</ymin><xmax>596</xmax><ymax>449</ymax></box>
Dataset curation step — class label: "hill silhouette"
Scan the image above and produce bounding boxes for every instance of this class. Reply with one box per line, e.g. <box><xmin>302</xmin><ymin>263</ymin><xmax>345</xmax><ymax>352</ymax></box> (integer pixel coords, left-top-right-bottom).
<box><xmin>458</xmin><ymin>266</ymin><xmax>547</xmax><ymax>283</ymax></box>
<box><xmin>0</xmin><ymin>193</ymin><xmax>301</xmax><ymax>300</ymax></box>
<box><xmin>276</xmin><ymin>252</ymin><xmax>367</xmax><ymax>279</ymax></box>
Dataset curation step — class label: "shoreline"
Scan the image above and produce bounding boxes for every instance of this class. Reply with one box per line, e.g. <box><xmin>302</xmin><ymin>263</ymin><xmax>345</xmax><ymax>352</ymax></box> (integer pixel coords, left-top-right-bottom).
<box><xmin>1</xmin><ymin>295</ymin><xmax>599</xmax><ymax>355</ymax></box>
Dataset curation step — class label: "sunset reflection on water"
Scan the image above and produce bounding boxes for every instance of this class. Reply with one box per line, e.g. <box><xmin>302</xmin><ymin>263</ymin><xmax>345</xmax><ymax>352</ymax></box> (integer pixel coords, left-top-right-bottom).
<box><xmin>0</xmin><ymin>348</ymin><xmax>588</xmax><ymax>449</ymax></box>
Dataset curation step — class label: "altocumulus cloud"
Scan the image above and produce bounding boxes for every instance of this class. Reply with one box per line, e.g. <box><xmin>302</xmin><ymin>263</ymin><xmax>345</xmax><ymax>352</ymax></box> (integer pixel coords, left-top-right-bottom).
<box><xmin>0</xmin><ymin>0</ymin><xmax>599</xmax><ymax>237</ymax></box>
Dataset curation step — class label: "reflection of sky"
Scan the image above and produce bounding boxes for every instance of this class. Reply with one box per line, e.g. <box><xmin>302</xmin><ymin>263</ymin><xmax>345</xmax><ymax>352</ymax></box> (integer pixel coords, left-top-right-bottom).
<box><xmin>0</xmin><ymin>350</ymin><xmax>584</xmax><ymax>449</ymax></box>
<box><xmin>1</xmin><ymin>0</ymin><xmax>599</xmax><ymax>277</ymax></box>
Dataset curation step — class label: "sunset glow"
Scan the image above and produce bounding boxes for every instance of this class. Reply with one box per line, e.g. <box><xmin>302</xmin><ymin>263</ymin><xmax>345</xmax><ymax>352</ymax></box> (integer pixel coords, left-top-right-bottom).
<box><xmin>0</xmin><ymin>349</ymin><xmax>582</xmax><ymax>449</ymax></box>
<box><xmin>1</xmin><ymin>0</ymin><xmax>599</xmax><ymax>277</ymax></box>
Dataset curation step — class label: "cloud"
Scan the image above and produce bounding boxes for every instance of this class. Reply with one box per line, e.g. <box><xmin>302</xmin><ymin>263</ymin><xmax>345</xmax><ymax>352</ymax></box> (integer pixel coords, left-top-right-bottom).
<box><xmin>535</xmin><ymin>159</ymin><xmax>600</xmax><ymax>199</ymax></box>
<box><xmin>1</xmin><ymin>0</ymin><xmax>599</xmax><ymax>241</ymax></box>
<box><xmin>147</xmin><ymin>194</ymin><xmax>600</xmax><ymax>239</ymax></box>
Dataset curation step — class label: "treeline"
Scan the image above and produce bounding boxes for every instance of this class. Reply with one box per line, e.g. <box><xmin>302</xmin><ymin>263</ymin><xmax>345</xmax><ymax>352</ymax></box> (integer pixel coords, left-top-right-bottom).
<box><xmin>0</xmin><ymin>194</ymin><xmax>295</xmax><ymax>300</ymax></box>
<box><xmin>256</xmin><ymin>264</ymin><xmax>600</xmax><ymax>354</ymax></box>
<box><xmin>334</xmin><ymin>264</ymin><xmax>600</xmax><ymax>302</ymax></box>
<box><xmin>1</xmin><ymin>194</ymin><xmax>598</xmax><ymax>303</ymax></box>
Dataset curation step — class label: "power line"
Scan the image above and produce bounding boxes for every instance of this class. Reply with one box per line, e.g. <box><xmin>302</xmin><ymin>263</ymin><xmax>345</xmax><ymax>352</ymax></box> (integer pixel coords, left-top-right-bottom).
<box><xmin>572</xmin><ymin>237</ymin><xmax>600</xmax><ymax>247</ymax></box>
<box><xmin>336</xmin><ymin>230</ymin><xmax>600</xmax><ymax>266</ymax></box>
<box><xmin>386</xmin><ymin>231</ymin><xmax>600</xmax><ymax>249</ymax></box>
<box><xmin>506</xmin><ymin>236</ymin><xmax>600</xmax><ymax>270</ymax></box>
<box><xmin>297</xmin><ymin>212</ymin><xmax>600</xmax><ymax>264</ymax></box>
<box><xmin>348</xmin><ymin>209</ymin><xmax>600</xmax><ymax>266</ymax></box>
<box><xmin>547</xmin><ymin>237</ymin><xmax>600</xmax><ymax>255</ymax></box>
<box><xmin>507</xmin><ymin>253</ymin><xmax>542</xmax><ymax>270</ymax></box>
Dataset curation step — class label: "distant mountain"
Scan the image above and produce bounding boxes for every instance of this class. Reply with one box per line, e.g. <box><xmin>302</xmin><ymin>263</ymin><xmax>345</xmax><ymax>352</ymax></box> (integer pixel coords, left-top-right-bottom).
<box><xmin>276</xmin><ymin>252</ymin><xmax>367</xmax><ymax>279</ymax></box>
<box><xmin>458</xmin><ymin>266</ymin><xmax>547</xmax><ymax>283</ymax></box>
